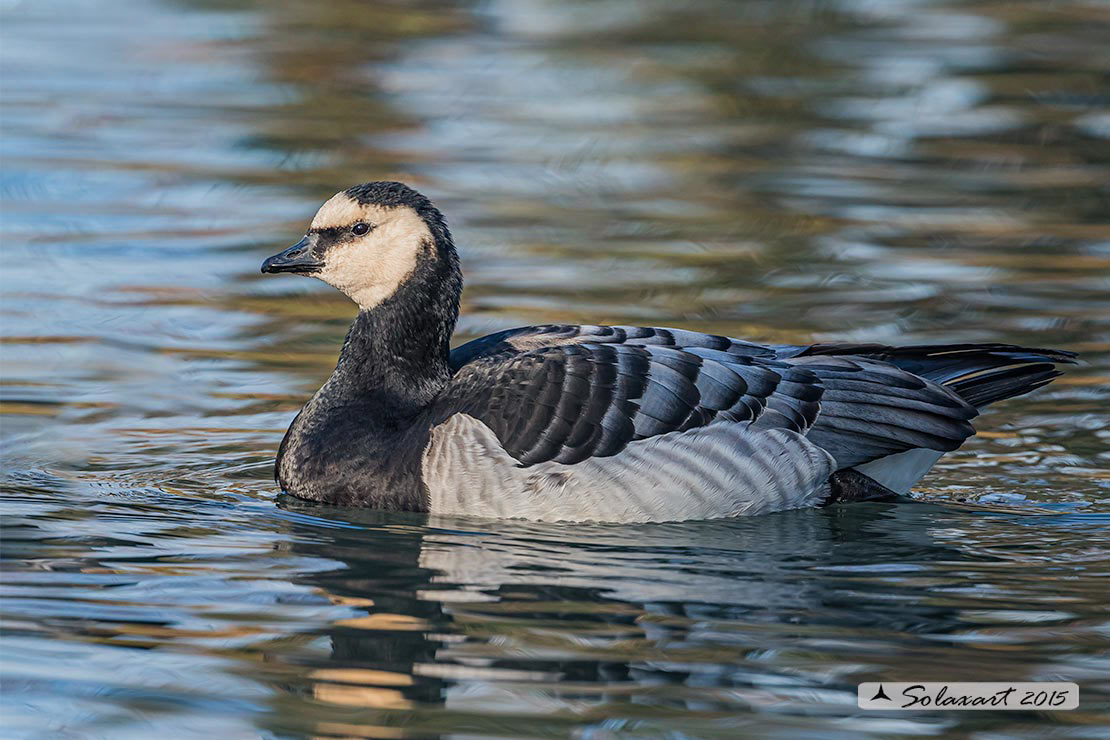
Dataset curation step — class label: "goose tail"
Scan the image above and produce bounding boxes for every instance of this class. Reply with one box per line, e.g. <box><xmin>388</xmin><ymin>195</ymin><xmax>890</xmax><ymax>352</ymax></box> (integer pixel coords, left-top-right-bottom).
<box><xmin>797</xmin><ymin>343</ymin><xmax>1077</xmax><ymax>410</ymax></box>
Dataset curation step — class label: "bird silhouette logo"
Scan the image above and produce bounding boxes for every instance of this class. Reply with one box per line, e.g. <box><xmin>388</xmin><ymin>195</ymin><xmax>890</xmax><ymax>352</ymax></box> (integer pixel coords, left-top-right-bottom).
<box><xmin>870</xmin><ymin>684</ymin><xmax>892</xmax><ymax>701</ymax></box>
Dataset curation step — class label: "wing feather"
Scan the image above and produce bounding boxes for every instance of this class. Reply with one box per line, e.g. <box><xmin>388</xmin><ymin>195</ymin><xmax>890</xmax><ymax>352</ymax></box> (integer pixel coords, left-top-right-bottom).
<box><xmin>440</xmin><ymin>339</ymin><xmax>800</xmax><ymax>466</ymax></box>
<box><xmin>441</xmin><ymin>324</ymin><xmax>1047</xmax><ymax>472</ymax></box>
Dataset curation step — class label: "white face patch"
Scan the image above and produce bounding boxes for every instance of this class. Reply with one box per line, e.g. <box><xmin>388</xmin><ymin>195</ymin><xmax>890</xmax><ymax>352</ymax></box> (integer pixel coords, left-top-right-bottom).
<box><xmin>308</xmin><ymin>192</ymin><xmax>433</xmax><ymax>310</ymax></box>
<box><xmin>310</xmin><ymin>192</ymin><xmax>370</xmax><ymax>230</ymax></box>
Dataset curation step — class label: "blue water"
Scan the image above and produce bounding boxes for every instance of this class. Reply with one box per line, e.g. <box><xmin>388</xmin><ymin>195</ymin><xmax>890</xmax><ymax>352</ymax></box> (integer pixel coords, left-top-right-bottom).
<box><xmin>2</xmin><ymin>0</ymin><xmax>1108</xmax><ymax>737</ymax></box>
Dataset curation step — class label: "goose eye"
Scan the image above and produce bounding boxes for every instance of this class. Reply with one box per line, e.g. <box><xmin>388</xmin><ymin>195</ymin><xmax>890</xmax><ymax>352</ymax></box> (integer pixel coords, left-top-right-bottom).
<box><xmin>352</xmin><ymin>222</ymin><xmax>370</xmax><ymax>236</ymax></box>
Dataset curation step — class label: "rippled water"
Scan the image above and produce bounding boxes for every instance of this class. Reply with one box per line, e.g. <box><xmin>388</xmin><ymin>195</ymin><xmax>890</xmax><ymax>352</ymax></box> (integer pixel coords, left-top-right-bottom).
<box><xmin>2</xmin><ymin>0</ymin><xmax>1109</xmax><ymax>737</ymax></box>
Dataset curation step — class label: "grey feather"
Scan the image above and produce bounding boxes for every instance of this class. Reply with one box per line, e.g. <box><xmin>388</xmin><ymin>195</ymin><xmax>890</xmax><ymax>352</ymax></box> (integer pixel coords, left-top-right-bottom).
<box><xmin>422</xmin><ymin>415</ymin><xmax>835</xmax><ymax>523</ymax></box>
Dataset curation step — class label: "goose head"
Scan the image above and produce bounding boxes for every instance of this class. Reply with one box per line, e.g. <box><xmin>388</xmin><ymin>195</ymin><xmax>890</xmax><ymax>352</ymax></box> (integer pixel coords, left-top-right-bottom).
<box><xmin>262</xmin><ymin>181</ymin><xmax>456</xmax><ymax>311</ymax></box>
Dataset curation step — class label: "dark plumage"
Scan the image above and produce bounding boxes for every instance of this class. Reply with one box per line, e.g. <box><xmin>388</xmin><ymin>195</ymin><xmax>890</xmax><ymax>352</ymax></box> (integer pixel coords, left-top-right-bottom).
<box><xmin>261</xmin><ymin>182</ymin><xmax>1077</xmax><ymax>522</ymax></box>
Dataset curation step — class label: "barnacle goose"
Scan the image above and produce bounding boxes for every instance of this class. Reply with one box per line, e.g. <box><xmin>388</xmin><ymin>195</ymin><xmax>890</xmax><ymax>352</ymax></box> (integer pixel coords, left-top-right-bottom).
<box><xmin>260</xmin><ymin>182</ymin><xmax>1076</xmax><ymax>522</ymax></box>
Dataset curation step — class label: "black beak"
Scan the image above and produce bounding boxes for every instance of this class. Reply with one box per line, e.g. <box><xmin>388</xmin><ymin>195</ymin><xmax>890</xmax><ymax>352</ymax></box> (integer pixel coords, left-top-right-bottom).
<box><xmin>261</xmin><ymin>236</ymin><xmax>323</xmax><ymax>274</ymax></box>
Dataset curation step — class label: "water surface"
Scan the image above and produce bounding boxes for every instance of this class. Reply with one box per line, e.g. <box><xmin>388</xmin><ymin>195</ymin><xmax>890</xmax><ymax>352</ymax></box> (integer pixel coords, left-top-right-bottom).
<box><xmin>2</xmin><ymin>0</ymin><xmax>1108</xmax><ymax>737</ymax></box>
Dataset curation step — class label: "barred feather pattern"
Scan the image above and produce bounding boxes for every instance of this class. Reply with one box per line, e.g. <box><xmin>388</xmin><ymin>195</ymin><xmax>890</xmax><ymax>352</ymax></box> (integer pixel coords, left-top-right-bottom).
<box><xmin>442</xmin><ymin>342</ymin><xmax>829</xmax><ymax>466</ymax></box>
<box><xmin>442</xmin><ymin>340</ymin><xmax>977</xmax><ymax>470</ymax></box>
<box><xmin>428</xmin><ymin>325</ymin><xmax>1074</xmax><ymax>520</ymax></box>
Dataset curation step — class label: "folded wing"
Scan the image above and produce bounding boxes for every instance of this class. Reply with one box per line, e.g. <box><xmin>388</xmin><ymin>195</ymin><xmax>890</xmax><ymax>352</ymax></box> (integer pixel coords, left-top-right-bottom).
<box><xmin>442</xmin><ymin>327</ymin><xmax>982</xmax><ymax>471</ymax></box>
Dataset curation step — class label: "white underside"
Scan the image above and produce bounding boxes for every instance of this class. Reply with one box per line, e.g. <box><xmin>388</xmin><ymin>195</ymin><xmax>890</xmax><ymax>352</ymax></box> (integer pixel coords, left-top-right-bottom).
<box><xmin>854</xmin><ymin>447</ymin><xmax>945</xmax><ymax>495</ymax></box>
<box><xmin>420</xmin><ymin>414</ymin><xmax>836</xmax><ymax>523</ymax></box>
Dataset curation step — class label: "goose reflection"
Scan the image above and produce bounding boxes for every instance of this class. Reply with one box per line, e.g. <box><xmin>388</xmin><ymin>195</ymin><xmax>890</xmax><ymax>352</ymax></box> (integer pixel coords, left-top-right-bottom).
<box><xmin>268</xmin><ymin>501</ymin><xmax>976</xmax><ymax>738</ymax></box>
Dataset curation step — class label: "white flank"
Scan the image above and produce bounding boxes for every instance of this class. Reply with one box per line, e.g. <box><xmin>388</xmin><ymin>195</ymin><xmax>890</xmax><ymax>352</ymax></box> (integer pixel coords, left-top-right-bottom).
<box><xmin>421</xmin><ymin>414</ymin><xmax>835</xmax><ymax>523</ymax></box>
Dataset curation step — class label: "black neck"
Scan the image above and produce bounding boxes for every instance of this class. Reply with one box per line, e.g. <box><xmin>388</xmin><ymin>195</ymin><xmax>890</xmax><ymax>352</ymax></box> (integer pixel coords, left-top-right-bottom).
<box><xmin>327</xmin><ymin>239</ymin><xmax>462</xmax><ymax>419</ymax></box>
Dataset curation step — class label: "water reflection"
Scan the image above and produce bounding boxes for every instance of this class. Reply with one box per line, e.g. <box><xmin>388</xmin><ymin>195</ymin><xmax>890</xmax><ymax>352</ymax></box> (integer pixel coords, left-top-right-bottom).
<box><xmin>262</xmin><ymin>503</ymin><xmax>1108</xmax><ymax>739</ymax></box>
<box><xmin>2</xmin><ymin>0</ymin><xmax>1108</xmax><ymax>737</ymax></box>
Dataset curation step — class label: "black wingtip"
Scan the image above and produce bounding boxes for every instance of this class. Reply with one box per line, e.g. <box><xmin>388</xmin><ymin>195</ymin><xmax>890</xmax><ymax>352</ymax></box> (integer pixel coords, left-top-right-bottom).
<box><xmin>946</xmin><ymin>364</ymin><xmax>1065</xmax><ymax>408</ymax></box>
<box><xmin>797</xmin><ymin>341</ymin><xmax>1077</xmax><ymax>409</ymax></box>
